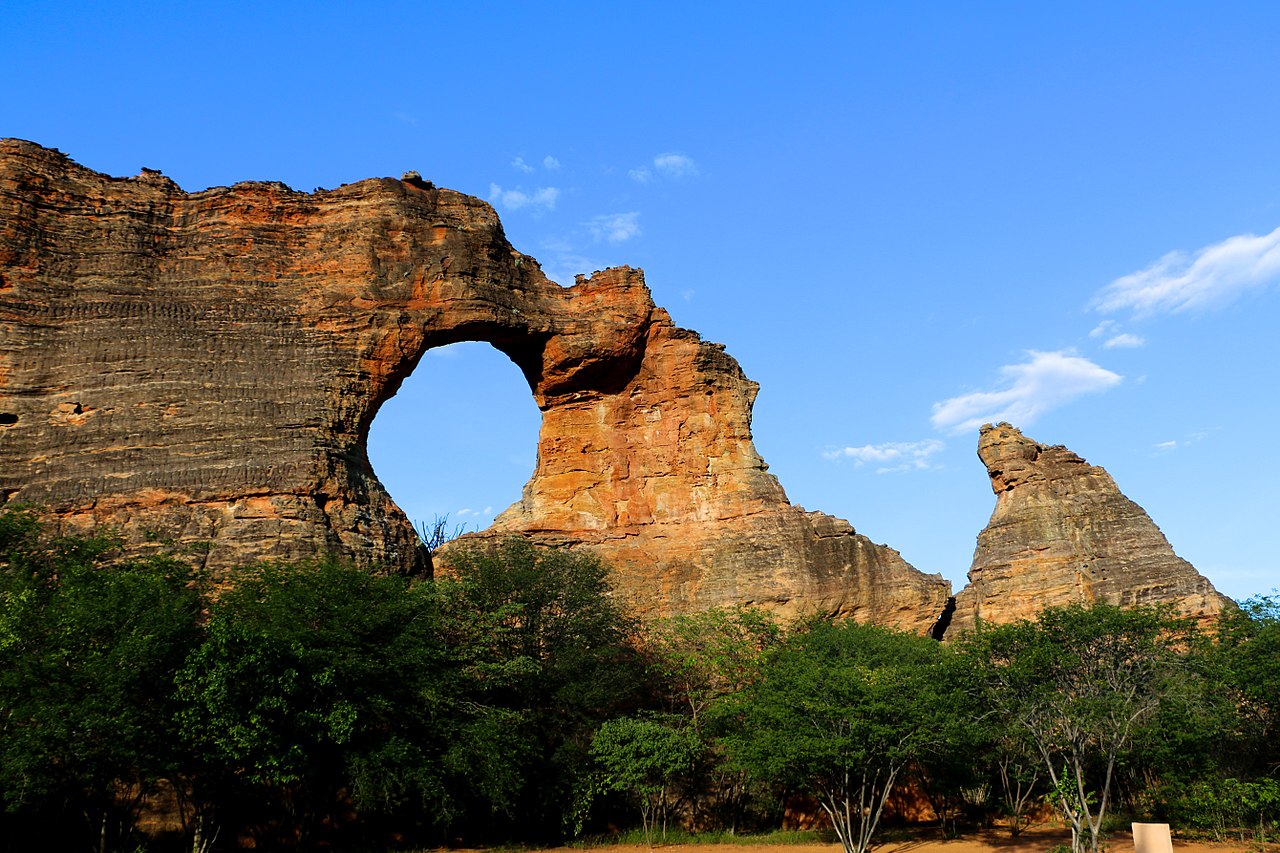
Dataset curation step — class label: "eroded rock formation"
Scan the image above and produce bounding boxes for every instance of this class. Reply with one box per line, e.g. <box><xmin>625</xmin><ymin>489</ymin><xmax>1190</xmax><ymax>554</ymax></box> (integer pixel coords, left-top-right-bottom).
<box><xmin>462</xmin><ymin>305</ymin><xmax>948</xmax><ymax>626</ymax></box>
<box><xmin>949</xmin><ymin>423</ymin><xmax>1230</xmax><ymax>632</ymax></box>
<box><xmin>0</xmin><ymin>140</ymin><xmax>949</xmax><ymax>630</ymax></box>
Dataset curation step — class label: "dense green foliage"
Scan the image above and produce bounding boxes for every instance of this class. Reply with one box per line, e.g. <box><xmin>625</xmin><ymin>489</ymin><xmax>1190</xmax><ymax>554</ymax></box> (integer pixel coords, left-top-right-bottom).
<box><xmin>0</xmin><ymin>507</ymin><xmax>1276</xmax><ymax>852</ymax></box>
<box><xmin>638</xmin><ymin>606</ymin><xmax>782</xmax><ymax>832</ymax></box>
<box><xmin>720</xmin><ymin>620</ymin><xmax>953</xmax><ymax>853</ymax></box>
<box><xmin>958</xmin><ymin>605</ymin><xmax>1194</xmax><ymax>853</ymax></box>
<box><xmin>175</xmin><ymin>560</ymin><xmax>456</xmax><ymax>848</ymax></box>
<box><xmin>433</xmin><ymin>538</ymin><xmax>646</xmax><ymax>839</ymax></box>
<box><xmin>0</xmin><ymin>509</ymin><xmax>202</xmax><ymax>852</ymax></box>
<box><xmin>0</xmin><ymin>513</ymin><xmax>643</xmax><ymax>852</ymax></box>
<box><xmin>592</xmin><ymin>714</ymin><xmax>701</xmax><ymax>847</ymax></box>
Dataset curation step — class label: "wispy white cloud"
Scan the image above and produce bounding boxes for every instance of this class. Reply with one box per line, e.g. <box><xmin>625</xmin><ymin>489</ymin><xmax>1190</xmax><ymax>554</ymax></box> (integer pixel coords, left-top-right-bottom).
<box><xmin>588</xmin><ymin>212</ymin><xmax>642</xmax><ymax>243</ymax></box>
<box><xmin>1103</xmin><ymin>333</ymin><xmax>1145</xmax><ymax>349</ymax></box>
<box><xmin>1153</xmin><ymin>430</ymin><xmax>1209</xmax><ymax>453</ymax></box>
<box><xmin>535</xmin><ymin>238</ymin><xmax>605</xmax><ymax>287</ymax></box>
<box><xmin>823</xmin><ymin>439</ymin><xmax>945</xmax><ymax>474</ymax></box>
<box><xmin>653</xmin><ymin>152</ymin><xmax>697</xmax><ymax>177</ymax></box>
<box><xmin>512</xmin><ymin>155</ymin><xmax>559</xmax><ymax>172</ymax></box>
<box><xmin>680</xmin><ymin>289</ymin><xmax>696</xmax><ymax>302</ymax></box>
<box><xmin>488</xmin><ymin>183</ymin><xmax>559</xmax><ymax>213</ymax></box>
<box><xmin>630</xmin><ymin>152</ymin><xmax>698</xmax><ymax>183</ymax></box>
<box><xmin>931</xmin><ymin>350</ymin><xmax>1123</xmax><ymax>435</ymax></box>
<box><xmin>455</xmin><ymin>506</ymin><xmax>494</xmax><ymax>519</ymax></box>
<box><xmin>1093</xmin><ymin>225</ymin><xmax>1280</xmax><ymax>316</ymax></box>
<box><xmin>1088</xmin><ymin>320</ymin><xmax>1145</xmax><ymax>349</ymax></box>
<box><xmin>1088</xmin><ymin>320</ymin><xmax>1116</xmax><ymax>338</ymax></box>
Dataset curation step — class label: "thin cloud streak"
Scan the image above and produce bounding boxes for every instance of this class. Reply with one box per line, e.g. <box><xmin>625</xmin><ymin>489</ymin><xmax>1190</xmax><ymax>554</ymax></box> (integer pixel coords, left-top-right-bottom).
<box><xmin>1103</xmin><ymin>333</ymin><xmax>1145</xmax><ymax>349</ymax></box>
<box><xmin>536</xmin><ymin>238</ymin><xmax>605</xmax><ymax>287</ymax></box>
<box><xmin>1089</xmin><ymin>320</ymin><xmax>1117</xmax><ymax>338</ymax></box>
<box><xmin>588</xmin><ymin>212</ymin><xmax>641</xmax><ymax>243</ymax></box>
<box><xmin>931</xmin><ymin>350</ymin><xmax>1122</xmax><ymax>435</ymax></box>
<box><xmin>653</xmin><ymin>152</ymin><xmax>697</xmax><ymax>177</ymax></box>
<box><xmin>488</xmin><ymin>183</ymin><xmax>559</xmax><ymax>213</ymax></box>
<box><xmin>630</xmin><ymin>152</ymin><xmax>698</xmax><ymax>183</ymax></box>
<box><xmin>1088</xmin><ymin>321</ymin><xmax>1145</xmax><ymax>350</ymax></box>
<box><xmin>1154</xmin><ymin>430</ymin><xmax>1210</xmax><ymax>454</ymax></box>
<box><xmin>1094</xmin><ymin>225</ymin><xmax>1280</xmax><ymax>316</ymax></box>
<box><xmin>824</xmin><ymin>439</ymin><xmax>945</xmax><ymax>474</ymax></box>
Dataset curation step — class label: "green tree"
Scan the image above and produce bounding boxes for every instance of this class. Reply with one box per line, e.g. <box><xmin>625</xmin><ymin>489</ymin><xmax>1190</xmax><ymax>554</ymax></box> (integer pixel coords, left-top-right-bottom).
<box><xmin>907</xmin><ymin>647</ymin><xmax>992</xmax><ymax>836</ymax></box>
<box><xmin>987</xmin><ymin>721</ymin><xmax>1043</xmax><ymax>836</ymax></box>
<box><xmin>642</xmin><ymin>606</ymin><xmax>780</xmax><ymax>830</ymax></box>
<box><xmin>175</xmin><ymin>558</ymin><xmax>456</xmax><ymax>849</ymax></box>
<box><xmin>720</xmin><ymin>619</ymin><xmax>951</xmax><ymax>853</ymax></box>
<box><xmin>592</xmin><ymin>714</ymin><xmax>702</xmax><ymax>849</ymax></box>
<box><xmin>0</xmin><ymin>509</ymin><xmax>202</xmax><ymax>853</ymax></box>
<box><xmin>1151</xmin><ymin>593</ymin><xmax>1280</xmax><ymax>840</ymax></box>
<box><xmin>435</xmin><ymin>537</ymin><xmax>645</xmax><ymax>840</ymax></box>
<box><xmin>1169</xmin><ymin>776</ymin><xmax>1280</xmax><ymax>843</ymax></box>
<box><xmin>1119</xmin><ymin>624</ymin><xmax>1240</xmax><ymax>823</ymax></box>
<box><xmin>962</xmin><ymin>604</ymin><xmax>1194</xmax><ymax>853</ymax></box>
<box><xmin>644</xmin><ymin>606</ymin><xmax>780</xmax><ymax>730</ymax></box>
<box><xmin>1217</xmin><ymin>594</ymin><xmax>1280</xmax><ymax>774</ymax></box>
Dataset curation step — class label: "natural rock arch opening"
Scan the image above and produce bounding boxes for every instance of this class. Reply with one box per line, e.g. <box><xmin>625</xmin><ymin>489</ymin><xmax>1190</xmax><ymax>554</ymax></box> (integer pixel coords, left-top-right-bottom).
<box><xmin>366</xmin><ymin>341</ymin><xmax>543</xmax><ymax>548</ymax></box>
<box><xmin>1</xmin><ymin>140</ymin><xmax>955</xmax><ymax>630</ymax></box>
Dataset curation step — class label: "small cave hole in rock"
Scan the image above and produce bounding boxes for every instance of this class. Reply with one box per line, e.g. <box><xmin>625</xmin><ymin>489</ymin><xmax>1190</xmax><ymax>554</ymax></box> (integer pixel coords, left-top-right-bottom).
<box><xmin>0</xmin><ymin>413</ymin><xmax>18</xmax><ymax>426</ymax></box>
<box><xmin>929</xmin><ymin>596</ymin><xmax>957</xmax><ymax>641</ymax></box>
<box><xmin>366</xmin><ymin>341</ymin><xmax>542</xmax><ymax>549</ymax></box>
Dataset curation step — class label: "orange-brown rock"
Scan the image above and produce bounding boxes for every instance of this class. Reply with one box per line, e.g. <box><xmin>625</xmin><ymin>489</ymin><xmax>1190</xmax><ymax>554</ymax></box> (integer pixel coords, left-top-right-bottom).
<box><xmin>949</xmin><ymin>422</ymin><xmax>1230</xmax><ymax>632</ymax></box>
<box><xmin>0</xmin><ymin>139</ymin><xmax>950</xmax><ymax>630</ymax></box>
<box><xmin>458</xmin><ymin>307</ymin><xmax>949</xmax><ymax>627</ymax></box>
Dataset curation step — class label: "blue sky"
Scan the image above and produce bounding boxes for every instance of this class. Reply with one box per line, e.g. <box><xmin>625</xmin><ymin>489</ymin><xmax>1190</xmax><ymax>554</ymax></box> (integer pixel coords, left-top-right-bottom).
<box><xmin>4</xmin><ymin>2</ymin><xmax>1278</xmax><ymax>601</ymax></box>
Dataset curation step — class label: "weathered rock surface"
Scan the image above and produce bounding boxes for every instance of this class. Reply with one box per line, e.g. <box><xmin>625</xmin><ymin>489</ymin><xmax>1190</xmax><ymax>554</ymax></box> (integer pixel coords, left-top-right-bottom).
<box><xmin>0</xmin><ymin>139</ymin><xmax>950</xmax><ymax>630</ymax></box>
<box><xmin>950</xmin><ymin>423</ymin><xmax>1230</xmax><ymax>632</ymax></box>
<box><xmin>460</xmin><ymin>300</ymin><xmax>948</xmax><ymax>626</ymax></box>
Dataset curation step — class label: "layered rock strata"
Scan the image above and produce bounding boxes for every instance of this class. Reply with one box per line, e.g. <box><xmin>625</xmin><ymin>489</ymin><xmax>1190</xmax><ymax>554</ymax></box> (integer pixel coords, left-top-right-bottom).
<box><xmin>0</xmin><ymin>140</ymin><xmax>949</xmax><ymax>630</ymax></box>
<box><xmin>950</xmin><ymin>422</ymin><xmax>1230</xmax><ymax>631</ymax></box>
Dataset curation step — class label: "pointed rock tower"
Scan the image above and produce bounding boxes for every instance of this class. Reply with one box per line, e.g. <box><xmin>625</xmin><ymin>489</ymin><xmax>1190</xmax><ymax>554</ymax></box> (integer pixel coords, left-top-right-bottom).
<box><xmin>950</xmin><ymin>422</ymin><xmax>1230</xmax><ymax>632</ymax></box>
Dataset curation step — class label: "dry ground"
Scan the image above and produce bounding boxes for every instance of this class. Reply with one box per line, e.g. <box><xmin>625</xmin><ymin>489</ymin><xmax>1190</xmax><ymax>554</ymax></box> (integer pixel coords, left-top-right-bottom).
<box><xmin>533</xmin><ymin>825</ymin><xmax>1277</xmax><ymax>853</ymax></box>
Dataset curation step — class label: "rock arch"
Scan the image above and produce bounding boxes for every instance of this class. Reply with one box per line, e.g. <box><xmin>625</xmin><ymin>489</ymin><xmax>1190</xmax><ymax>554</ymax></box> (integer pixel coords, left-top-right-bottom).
<box><xmin>0</xmin><ymin>140</ymin><xmax>949</xmax><ymax>629</ymax></box>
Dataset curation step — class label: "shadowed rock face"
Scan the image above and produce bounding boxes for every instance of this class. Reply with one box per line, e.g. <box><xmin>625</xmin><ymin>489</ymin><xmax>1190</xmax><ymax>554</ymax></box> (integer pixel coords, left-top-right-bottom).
<box><xmin>950</xmin><ymin>422</ymin><xmax>1230</xmax><ymax>632</ymax></box>
<box><xmin>0</xmin><ymin>140</ymin><xmax>950</xmax><ymax>630</ymax></box>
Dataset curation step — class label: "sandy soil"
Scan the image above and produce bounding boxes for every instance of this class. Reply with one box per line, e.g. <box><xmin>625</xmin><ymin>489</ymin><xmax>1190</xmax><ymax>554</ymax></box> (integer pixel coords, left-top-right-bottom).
<box><xmin>539</xmin><ymin>825</ymin><xmax>1276</xmax><ymax>853</ymax></box>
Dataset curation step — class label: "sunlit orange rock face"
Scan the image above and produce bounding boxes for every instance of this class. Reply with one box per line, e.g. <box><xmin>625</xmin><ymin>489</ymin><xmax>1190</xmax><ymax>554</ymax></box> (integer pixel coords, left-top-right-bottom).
<box><xmin>0</xmin><ymin>140</ymin><xmax>950</xmax><ymax>629</ymax></box>
<box><xmin>469</xmin><ymin>289</ymin><xmax>951</xmax><ymax>627</ymax></box>
<box><xmin>949</xmin><ymin>423</ymin><xmax>1230</xmax><ymax>632</ymax></box>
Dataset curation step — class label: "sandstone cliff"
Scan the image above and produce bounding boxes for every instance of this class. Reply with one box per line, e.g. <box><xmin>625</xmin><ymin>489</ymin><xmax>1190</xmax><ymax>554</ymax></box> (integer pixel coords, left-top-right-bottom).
<box><xmin>949</xmin><ymin>422</ymin><xmax>1230</xmax><ymax>632</ymax></box>
<box><xmin>0</xmin><ymin>140</ymin><xmax>949</xmax><ymax>630</ymax></box>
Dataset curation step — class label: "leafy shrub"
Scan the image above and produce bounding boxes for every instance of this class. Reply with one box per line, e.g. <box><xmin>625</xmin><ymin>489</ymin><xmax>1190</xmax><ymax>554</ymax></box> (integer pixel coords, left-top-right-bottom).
<box><xmin>1169</xmin><ymin>777</ymin><xmax>1280</xmax><ymax>842</ymax></box>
